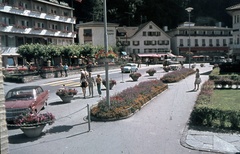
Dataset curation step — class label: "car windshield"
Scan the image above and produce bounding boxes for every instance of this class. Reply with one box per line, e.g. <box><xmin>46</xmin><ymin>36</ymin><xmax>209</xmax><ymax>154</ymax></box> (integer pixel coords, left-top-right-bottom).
<box><xmin>6</xmin><ymin>89</ymin><xmax>35</xmax><ymax>100</ymax></box>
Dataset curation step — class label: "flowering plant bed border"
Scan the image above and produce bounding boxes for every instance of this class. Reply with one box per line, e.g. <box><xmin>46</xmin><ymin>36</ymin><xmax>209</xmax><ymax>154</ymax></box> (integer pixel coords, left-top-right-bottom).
<box><xmin>90</xmin><ymin>80</ymin><xmax>168</xmax><ymax>121</ymax></box>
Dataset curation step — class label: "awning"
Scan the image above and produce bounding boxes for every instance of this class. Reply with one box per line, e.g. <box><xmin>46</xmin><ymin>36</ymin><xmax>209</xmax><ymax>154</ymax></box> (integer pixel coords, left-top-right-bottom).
<box><xmin>167</xmin><ymin>53</ymin><xmax>177</xmax><ymax>57</ymax></box>
<box><xmin>1</xmin><ymin>47</ymin><xmax>19</xmax><ymax>56</ymax></box>
<box><xmin>137</xmin><ymin>54</ymin><xmax>160</xmax><ymax>58</ymax></box>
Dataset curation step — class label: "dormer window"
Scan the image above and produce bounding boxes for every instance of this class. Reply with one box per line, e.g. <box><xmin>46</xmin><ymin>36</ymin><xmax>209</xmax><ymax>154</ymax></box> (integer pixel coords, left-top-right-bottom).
<box><xmin>149</xmin><ymin>25</ymin><xmax>152</xmax><ymax>29</ymax></box>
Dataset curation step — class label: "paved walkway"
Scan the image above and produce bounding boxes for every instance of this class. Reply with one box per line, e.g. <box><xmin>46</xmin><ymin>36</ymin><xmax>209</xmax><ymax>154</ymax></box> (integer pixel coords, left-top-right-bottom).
<box><xmin>8</xmin><ymin>63</ymin><xmax>240</xmax><ymax>154</ymax></box>
<box><xmin>179</xmin><ymin>65</ymin><xmax>240</xmax><ymax>154</ymax></box>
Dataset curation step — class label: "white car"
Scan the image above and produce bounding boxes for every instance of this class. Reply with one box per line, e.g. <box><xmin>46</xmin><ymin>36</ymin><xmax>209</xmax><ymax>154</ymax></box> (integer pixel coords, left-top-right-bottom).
<box><xmin>121</xmin><ymin>63</ymin><xmax>138</xmax><ymax>73</ymax></box>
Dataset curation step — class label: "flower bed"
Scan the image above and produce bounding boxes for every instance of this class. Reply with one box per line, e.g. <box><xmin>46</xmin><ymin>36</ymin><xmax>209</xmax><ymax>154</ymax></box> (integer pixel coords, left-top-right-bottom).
<box><xmin>90</xmin><ymin>80</ymin><xmax>168</xmax><ymax>121</ymax></box>
<box><xmin>160</xmin><ymin>68</ymin><xmax>195</xmax><ymax>83</ymax></box>
<box><xmin>14</xmin><ymin>112</ymin><xmax>55</xmax><ymax>127</ymax></box>
<box><xmin>56</xmin><ymin>87</ymin><xmax>78</xmax><ymax>97</ymax></box>
<box><xmin>102</xmin><ymin>79</ymin><xmax>117</xmax><ymax>85</ymax></box>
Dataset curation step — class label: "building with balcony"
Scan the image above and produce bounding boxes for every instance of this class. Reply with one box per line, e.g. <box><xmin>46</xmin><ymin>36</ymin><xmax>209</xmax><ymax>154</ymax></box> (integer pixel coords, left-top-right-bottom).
<box><xmin>0</xmin><ymin>0</ymin><xmax>76</xmax><ymax>67</ymax></box>
<box><xmin>167</xmin><ymin>22</ymin><xmax>232</xmax><ymax>61</ymax></box>
<box><xmin>226</xmin><ymin>3</ymin><xmax>240</xmax><ymax>60</ymax></box>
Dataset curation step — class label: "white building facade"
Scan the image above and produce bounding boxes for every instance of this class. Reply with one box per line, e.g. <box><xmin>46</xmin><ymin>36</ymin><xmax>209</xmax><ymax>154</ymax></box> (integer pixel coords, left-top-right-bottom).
<box><xmin>76</xmin><ymin>21</ymin><xmax>119</xmax><ymax>47</ymax></box>
<box><xmin>116</xmin><ymin>21</ymin><xmax>171</xmax><ymax>55</ymax></box>
<box><xmin>0</xmin><ymin>0</ymin><xmax>76</xmax><ymax>67</ymax></box>
<box><xmin>167</xmin><ymin>22</ymin><xmax>232</xmax><ymax>61</ymax></box>
<box><xmin>226</xmin><ymin>4</ymin><xmax>240</xmax><ymax>60</ymax></box>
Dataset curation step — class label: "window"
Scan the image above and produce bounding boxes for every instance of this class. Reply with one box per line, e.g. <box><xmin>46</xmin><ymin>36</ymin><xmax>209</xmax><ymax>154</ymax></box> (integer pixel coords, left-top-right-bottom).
<box><xmin>1</xmin><ymin>17</ymin><xmax>11</xmax><ymax>25</ymax></box>
<box><xmin>132</xmin><ymin>49</ymin><xmax>140</xmax><ymax>53</ymax></box>
<box><xmin>49</xmin><ymin>24</ymin><xmax>57</xmax><ymax>30</ymax></box>
<box><xmin>133</xmin><ymin>41</ymin><xmax>139</xmax><ymax>46</ymax></box>
<box><xmin>83</xmin><ymin>29</ymin><xmax>92</xmax><ymax>36</ymax></box>
<box><xmin>7</xmin><ymin>36</ymin><xmax>15</xmax><ymax>47</ymax></box>
<box><xmin>179</xmin><ymin>39</ymin><xmax>183</xmax><ymax>46</ymax></box>
<box><xmin>202</xmin><ymin>39</ymin><xmax>205</xmax><ymax>46</ymax></box>
<box><xmin>195</xmin><ymin>39</ymin><xmax>198</xmax><ymax>46</ymax></box>
<box><xmin>17</xmin><ymin>36</ymin><xmax>24</xmax><ymax>46</ymax></box>
<box><xmin>209</xmin><ymin>39</ymin><xmax>213</xmax><ymax>46</ymax></box>
<box><xmin>229</xmin><ymin>38</ymin><xmax>233</xmax><ymax>44</ymax></box>
<box><xmin>63</xmin><ymin>11</ymin><xmax>69</xmax><ymax>16</ymax></box>
<box><xmin>51</xmin><ymin>9</ymin><xmax>57</xmax><ymax>15</ymax></box>
<box><xmin>7</xmin><ymin>57</ymin><xmax>14</xmax><ymax>66</ymax></box>
<box><xmin>216</xmin><ymin>39</ymin><xmax>220</xmax><ymax>46</ymax></box>
<box><xmin>143</xmin><ymin>32</ymin><xmax>146</xmax><ymax>36</ymax></box>
<box><xmin>223</xmin><ymin>39</ymin><xmax>227</xmax><ymax>46</ymax></box>
<box><xmin>148</xmin><ymin>31</ymin><xmax>161</xmax><ymax>36</ymax></box>
<box><xmin>165</xmin><ymin>40</ymin><xmax>169</xmax><ymax>45</ymax></box>
<box><xmin>18</xmin><ymin>2</ymin><xmax>28</xmax><ymax>9</ymax></box>
<box><xmin>21</xmin><ymin>20</ymin><xmax>29</xmax><ymax>27</ymax></box>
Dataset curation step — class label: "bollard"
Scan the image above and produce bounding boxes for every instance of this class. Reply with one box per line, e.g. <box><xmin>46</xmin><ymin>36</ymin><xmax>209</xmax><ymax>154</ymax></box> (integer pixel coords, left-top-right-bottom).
<box><xmin>87</xmin><ymin>104</ymin><xmax>91</xmax><ymax>131</ymax></box>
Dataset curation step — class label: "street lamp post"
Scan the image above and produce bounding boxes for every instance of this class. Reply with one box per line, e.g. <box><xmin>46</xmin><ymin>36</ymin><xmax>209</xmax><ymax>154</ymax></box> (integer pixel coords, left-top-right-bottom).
<box><xmin>185</xmin><ymin>7</ymin><xmax>193</xmax><ymax>68</ymax></box>
<box><xmin>103</xmin><ymin>0</ymin><xmax>110</xmax><ymax>107</ymax></box>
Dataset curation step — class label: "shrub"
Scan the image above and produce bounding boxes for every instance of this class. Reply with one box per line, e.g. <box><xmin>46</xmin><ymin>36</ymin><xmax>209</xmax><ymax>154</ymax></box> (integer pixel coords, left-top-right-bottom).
<box><xmin>160</xmin><ymin>68</ymin><xmax>195</xmax><ymax>83</ymax></box>
<box><xmin>146</xmin><ymin>68</ymin><xmax>156</xmax><ymax>74</ymax></box>
<box><xmin>129</xmin><ymin>72</ymin><xmax>141</xmax><ymax>78</ymax></box>
<box><xmin>190</xmin><ymin>80</ymin><xmax>240</xmax><ymax>130</ymax></box>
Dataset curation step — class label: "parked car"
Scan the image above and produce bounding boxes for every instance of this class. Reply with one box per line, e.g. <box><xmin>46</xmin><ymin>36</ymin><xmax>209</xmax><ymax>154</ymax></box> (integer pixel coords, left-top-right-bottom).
<box><xmin>121</xmin><ymin>63</ymin><xmax>138</xmax><ymax>73</ymax></box>
<box><xmin>210</xmin><ymin>56</ymin><xmax>227</xmax><ymax>65</ymax></box>
<box><xmin>5</xmin><ymin>86</ymin><xmax>49</xmax><ymax>122</ymax></box>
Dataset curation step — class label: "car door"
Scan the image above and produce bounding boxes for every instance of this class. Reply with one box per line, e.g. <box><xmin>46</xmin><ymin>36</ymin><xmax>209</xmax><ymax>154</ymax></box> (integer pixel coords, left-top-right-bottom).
<box><xmin>35</xmin><ymin>87</ymin><xmax>46</xmax><ymax>112</ymax></box>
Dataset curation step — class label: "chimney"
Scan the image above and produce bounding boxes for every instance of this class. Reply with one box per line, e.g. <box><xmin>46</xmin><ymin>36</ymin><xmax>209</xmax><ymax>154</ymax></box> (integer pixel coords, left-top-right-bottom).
<box><xmin>163</xmin><ymin>26</ymin><xmax>168</xmax><ymax>31</ymax></box>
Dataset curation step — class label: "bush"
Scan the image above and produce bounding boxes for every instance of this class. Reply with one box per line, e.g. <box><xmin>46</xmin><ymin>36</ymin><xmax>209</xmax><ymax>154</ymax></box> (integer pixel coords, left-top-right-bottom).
<box><xmin>160</xmin><ymin>68</ymin><xmax>195</xmax><ymax>83</ymax></box>
<box><xmin>189</xmin><ymin>80</ymin><xmax>240</xmax><ymax>130</ymax></box>
<box><xmin>146</xmin><ymin>68</ymin><xmax>156</xmax><ymax>74</ymax></box>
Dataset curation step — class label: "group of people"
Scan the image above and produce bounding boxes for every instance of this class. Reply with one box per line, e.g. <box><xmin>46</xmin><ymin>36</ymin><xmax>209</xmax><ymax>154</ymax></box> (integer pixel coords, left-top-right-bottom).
<box><xmin>79</xmin><ymin>68</ymin><xmax>102</xmax><ymax>99</ymax></box>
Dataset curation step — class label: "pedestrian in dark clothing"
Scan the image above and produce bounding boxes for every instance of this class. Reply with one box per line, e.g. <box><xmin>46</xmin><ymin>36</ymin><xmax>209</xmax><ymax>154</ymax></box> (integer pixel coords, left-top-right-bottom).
<box><xmin>59</xmin><ymin>63</ymin><xmax>63</xmax><ymax>77</ymax></box>
<box><xmin>86</xmin><ymin>63</ymin><xmax>92</xmax><ymax>72</ymax></box>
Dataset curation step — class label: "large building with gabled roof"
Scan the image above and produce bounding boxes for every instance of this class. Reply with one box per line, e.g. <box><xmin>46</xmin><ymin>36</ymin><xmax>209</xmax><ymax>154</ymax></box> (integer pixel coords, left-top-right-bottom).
<box><xmin>116</xmin><ymin>21</ymin><xmax>171</xmax><ymax>58</ymax></box>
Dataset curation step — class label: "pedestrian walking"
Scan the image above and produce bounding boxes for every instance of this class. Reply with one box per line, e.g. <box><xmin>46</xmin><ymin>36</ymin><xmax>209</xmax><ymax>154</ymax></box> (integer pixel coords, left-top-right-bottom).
<box><xmin>63</xmin><ymin>63</ymin><xmax>68</xmax><ymax>77</ymax></box>
<box><xmin>96</xmin><ymin>74</ymin><xmax>102</xmax><ymax>97</ymax></box>
<box><xmin>80</xmin><ymin>69</ymin><xmax>89</xmax><ymax>99</ymax></box>
<box><xmin>87</xmin><ymin>72</ymin><xmax>95</xmax><ymax>97</ymax></box>
<box><xmin>86</xmin><ymin>62</ymin><xmax>92</xmax><ymax>73</ymax></box>
<box><xmin>194</xmin><ymin>68</ymin><xmax>201</xmax><ymax>91</ymax></box>
<box><xmin>59</xmin><ymin>63</ymin><xmax>63</xmax><ymax>77</ymax></box>
<box><xmin>137</xmin><ymin>59</ymin><xmax>141</xmax><ymax>68</ymax></box>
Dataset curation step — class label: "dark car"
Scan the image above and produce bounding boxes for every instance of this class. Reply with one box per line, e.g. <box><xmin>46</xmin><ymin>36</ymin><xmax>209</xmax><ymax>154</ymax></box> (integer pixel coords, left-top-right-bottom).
<box><xmin>5</xmin><ymin>86</ymin><xmax>49</xmax><ymax>122</ymax></box>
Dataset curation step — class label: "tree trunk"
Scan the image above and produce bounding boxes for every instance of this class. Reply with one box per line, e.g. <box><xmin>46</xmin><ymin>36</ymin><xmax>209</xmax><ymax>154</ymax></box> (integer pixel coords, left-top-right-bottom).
<box><xmin>0</xmin><ymin>55</ymin><xmax>9</xmax><ymax>154</ymax></box>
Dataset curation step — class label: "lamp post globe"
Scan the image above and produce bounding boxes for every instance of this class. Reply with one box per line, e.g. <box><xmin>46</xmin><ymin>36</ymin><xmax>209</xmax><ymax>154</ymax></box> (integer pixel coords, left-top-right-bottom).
<box><xmin>185</xmin><ymin>7</ymin><xmax>193</xmax><ymax>68</ymax></box>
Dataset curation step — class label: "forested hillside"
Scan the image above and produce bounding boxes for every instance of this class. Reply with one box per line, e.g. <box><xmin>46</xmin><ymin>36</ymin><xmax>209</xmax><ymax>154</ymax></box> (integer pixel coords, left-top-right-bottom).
<box><xmin>68</xmin><ymin>0</ymin><xmax>239</xmax><ymax>29</ymax></box>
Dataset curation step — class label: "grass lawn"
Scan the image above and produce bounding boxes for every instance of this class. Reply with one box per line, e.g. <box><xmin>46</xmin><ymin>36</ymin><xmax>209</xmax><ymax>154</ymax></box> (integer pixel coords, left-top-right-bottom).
<box><xmin>210</xmin><ymin>89</ymin><xmax>240</xmax><ymax>111</ymax></box>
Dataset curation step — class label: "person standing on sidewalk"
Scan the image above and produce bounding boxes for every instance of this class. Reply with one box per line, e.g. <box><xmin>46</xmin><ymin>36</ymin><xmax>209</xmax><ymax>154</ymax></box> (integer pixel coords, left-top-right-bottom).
<box><xmin>87</xmin><ymin>72</ymin><xmax>95</xmax><ymax>97</ymax></box>
<box><xmin>96</xmin><ymin>74</ymin><xmax>102</xmax><ymax>97</ymax></box>
<box><xmin>80</xmin><ymin>70</ymin><xmax>89</xmax><ymax>99</ymax></box>
<box><xmin>194</xmin><ymin>68</ymin><xmax>201</xmax><ymax>91</ymax></box>
<box><xmin>59</xmin><ymin>63</ymin><xmax>63</xmax><ymax>77</ymax></box>
<box><xmin>63</xmin><ymin>63</ymin><xmax>68</xmax><ymax>77</ymax></box>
